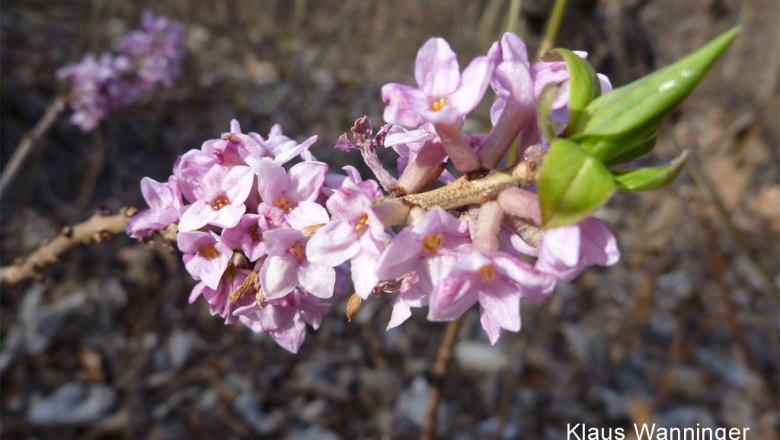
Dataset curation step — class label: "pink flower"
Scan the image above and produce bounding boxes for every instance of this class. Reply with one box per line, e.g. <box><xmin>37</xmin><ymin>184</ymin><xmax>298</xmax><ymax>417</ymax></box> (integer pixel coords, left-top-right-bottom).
<box><xmin>178</xmin><ymin>231</ymin><xmax>232</xmax><ymax>290</ymax></box>
<box><xmin>260</xmin><ymin>223</ymin><xmax>336</xmax><ymax>300</ymax></box>
<box><xmin>535</xmin><ymin>218</ymin><xmax>620</xmax><ymax>282</ymax></box>
<box><xmin>382</xmin><ymin>38</ymin><xmax>495</xmax><ymax>172</ymax></box>
<box><xmin>386</xmin><ymin>272</ymin><xmax>428</xmax><ymax>330</ymax></box>
<box><xmin>126</xmin><ymin>176</ymin><xmax>183</xmax><ymax>237</ymax></box>
<box><xmin>323</xmin><ymin>166</ymin><xmax>383</xmax><ymax>201</ymax></box>
<box><xmin>177</xmin><ymin>165</ymin><xmax>255</xmax><ymax>231</ymax></box>
<box><xmin>220</xmin><ymin>214</ymin><xmax>270</xmax><ymax>262</ymax></box>
<box><xmin>382</xmin><ymin>38</ymin><xmax>494</xmax><ymax>128</ymax></box>
<box><xmin>428</xmin><ymin>251</ymin><xmax>555</xmax><ymax>344</ymax></box>
<box><xmin>233</xmin><ymin>289</ymin><xmax>331</xmax><ymax>353</ymax></box>
<box><xmin>248</xmin><ymin>158</ymin><xmax>327</xmax><ymax>222</ymax></box>
<box><xmin>376</xmin><ymin>207</ymin><xmax>470</xmax><ymax>293</ymax></box>
<box><xmin>249</xmin><ymin>124</ymin><xmax>318</xmax><ymax>165</ymax></box>
<box><xmin>188</xmin><ymin>269</ymin><xmax>254</xmax><ymax>324</ymax></box>
<box><xmin>306</xmin><ymin>179</ymin><xmax>387</xmax><ymax>298</ymax></box>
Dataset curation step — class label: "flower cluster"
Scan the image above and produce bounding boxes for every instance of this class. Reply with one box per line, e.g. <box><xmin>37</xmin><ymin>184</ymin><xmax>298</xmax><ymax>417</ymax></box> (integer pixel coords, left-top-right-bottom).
<box><xmin>57</xmin><ymin>11</ymin><xmax>185</xmax><ymax>131</ymax></box>
<box><xmin>129</xmin><ymin>32</ymin><xmax>619</xmax><ymax>353</ymax></box>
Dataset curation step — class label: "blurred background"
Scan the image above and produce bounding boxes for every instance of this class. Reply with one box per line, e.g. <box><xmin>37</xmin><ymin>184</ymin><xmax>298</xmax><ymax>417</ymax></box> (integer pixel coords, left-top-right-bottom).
<box><xmin>1</xmin><ymin>0</ymin><xmax>778</xmax><ymax>438</ymax></box>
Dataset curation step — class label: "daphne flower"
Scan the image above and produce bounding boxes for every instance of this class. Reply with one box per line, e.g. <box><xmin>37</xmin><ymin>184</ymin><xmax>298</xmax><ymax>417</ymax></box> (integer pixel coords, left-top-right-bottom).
<box><xmin>248</xmin><ymin>124</ymin><xmax>318</xmax><ymax>165</ymax></box>
<box><xmin>382</xmin><ymin>38</ymin><xmax>495</xmax><ymax>172</ymax></box>
<box><xmin>428</xmin><ymin>251</ymin><xmax>555</xmax><ymax>344</ymax></box>
<box><xmin>248</xmin><ymin>158</ymin><xmax>328</xmax><ymax>221</ymax></box>
<box><xmin>188</xmin><ymin>269</ymin><xmax>253</xmax><ymax>324</ymax></box>
<box><xmin>377</xmin><ymin>207</ymin><xmax>470</xmax><ymax>293</ymax></box>
<box><xmin>535</xmin><ymin>217</ymin><xmax>620</xmax><ymax>281</ymax></box>
<box><xmin>234</xmin><ymin>288</ymin><xmax>331</xmax><ymax>353</ymax></box>
<box><xmin>307</xmin><ymin>178</ymin><xmax>387</xmax><ymax>298</ymax></box>
<box><xmin>127</xmin><ymin>176</ymin><xmax>183</xmax><ymax>237</ymax></box>
<box><xmin>259</xmin><ymin>202</ymin><xmax>334</xmax><ymax>300</ymax></box>
<box><xmin>178</xmin><ymin>165</ymin><xmax>255</xmax><ymax>231</ymax></box>
<box><xmin>221</xmin><ymin>214</ymin><xmax>270</xmax><ymax>262</ymax></box>
<box><xmin>178</xmin><ymin>231</ymin><xmax>232</xmax><ymax>290</ymax></box>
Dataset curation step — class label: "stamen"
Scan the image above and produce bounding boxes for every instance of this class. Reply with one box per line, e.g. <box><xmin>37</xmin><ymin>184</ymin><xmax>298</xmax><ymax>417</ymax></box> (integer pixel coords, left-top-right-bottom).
<box><xmin>478</xmin><ymin>264</ymin><xmax>495</xmax><ymax>280</ymax></box>
<box><xmin>354</xmin><ymin>214</ymin><xmax>369</xmax><ymax>232</ymax></box>
<box><xmin>274</xmin><ymin>197</ymin><xmax>294</xmax><ymax>213</ymax></box>
<box><xmin>199</xmin><ymin>244</ymin><xmax>220</xmax><ymax>260</ymax></box>
<box><xmin>289</xmin><ymin>241</ymin><xmax>306</xmax><ymax>261</ymax></box>
<box><xmin>431</xmin><ymin>97</ymin><xmax>447</xmax><ymax>112</ymax></box>
<box><xmin>422</xmin><ymin>234</ymin><xmax>444</xmax><ymax>254</ymax></box>
<box><xmin>212</xmin><ymin>195</ymin><xmax>230</xmax><ymax>210</ymax></box>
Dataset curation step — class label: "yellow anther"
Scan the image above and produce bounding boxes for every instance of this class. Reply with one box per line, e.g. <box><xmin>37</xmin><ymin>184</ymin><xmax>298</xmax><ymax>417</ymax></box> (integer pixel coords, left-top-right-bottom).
<box><xmin>211</xmin><ymin>195</ymin><xmax>230</xmax><ymax>210</ymax></box>
<box><xmin>354</xmin><ymin>214</ymin><xmax>369</xmax><ymax>232</ymax></box>
<box><xmin>431</xmin><ymin>97</ymin><xmax>447</xmax><ymax>112</ymax></box>
<box><xmin>199</xmin><ymin>244</ymin><xmax>220</xmax><ymax>260</ymax></box>
<box><xmin>290</xmin><ymin>241</ymin><xmax>306</xmax><ymax>261</ymax></box>
<box><xmin>478</xmin><ymin>264</ymin><xmax>495</xmax><ymax>280</ymax></box>
<box><xmin>274</xmin><ymin>197</ymin><xmax>294</xmax><ymax>213</ymax></box>
<box><xmin>422</xmin><ymin>234</ymin><xmax>444</xmax><ymax>254</ymax></box>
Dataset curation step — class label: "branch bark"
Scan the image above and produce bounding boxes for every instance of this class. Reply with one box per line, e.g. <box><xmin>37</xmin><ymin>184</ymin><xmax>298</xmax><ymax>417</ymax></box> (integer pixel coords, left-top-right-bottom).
<box><xmin>0</xmin><ymin>207</ymin><xmax>137</xmax><ymax>285</ymax></box>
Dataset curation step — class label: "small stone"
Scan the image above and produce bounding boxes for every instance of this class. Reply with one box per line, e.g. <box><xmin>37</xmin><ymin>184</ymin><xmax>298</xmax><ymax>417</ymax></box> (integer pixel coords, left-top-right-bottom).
<box><xmin>28</xmin><ymin>383</ymin><xmax>116</xmax><ymax>425</ymax></box>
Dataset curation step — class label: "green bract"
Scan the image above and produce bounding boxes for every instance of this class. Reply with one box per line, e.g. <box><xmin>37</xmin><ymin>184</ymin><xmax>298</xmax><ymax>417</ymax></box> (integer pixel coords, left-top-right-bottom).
<box><xmin>571</xmin><ymin>27</ymin><xmax>739</xmax><ymax>164</ymax></box>
<box><xmin>614</xmin><ymin>150</ymin><xmax>689</xmax><ymax>192</ymax></box>
<box><xmin>539</xmin><ymin>138</ymin><xmax>615</xmax><ymax>229</ymax></box>
<box><xmin>538</xmin><ymin>28</ymin><xmax>738</xmax><ymax>228</ymax></box>
<box><xmin>542</xmin><ymin>48</ymin><xmax>602</xmax><ymax>135</ymax></box>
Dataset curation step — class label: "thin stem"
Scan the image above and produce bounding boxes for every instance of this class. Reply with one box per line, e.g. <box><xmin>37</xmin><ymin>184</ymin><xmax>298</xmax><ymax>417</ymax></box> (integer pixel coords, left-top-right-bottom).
<box><xmin>1</xmin><ymin>96</ymin><xmax>68</xmax><ymax>196</ymax></box>
<box><xmin>420</xmin><ymin>316</ymin><xmax>463</xmax><ymax>440</ymax></box>
<box><xmin>535</xmin><ymin>0</ymin><xmax>568</xmax><ymax>60</ymax></box>
<box><xmin>505</xmin><ymin>0</ymin><xmax>523</xmax><ymax>36</ymax></box>
<box><xmin>0</xmin><ymin>207</ymin><xmax>136</xmax><ymax>285</ymax></box>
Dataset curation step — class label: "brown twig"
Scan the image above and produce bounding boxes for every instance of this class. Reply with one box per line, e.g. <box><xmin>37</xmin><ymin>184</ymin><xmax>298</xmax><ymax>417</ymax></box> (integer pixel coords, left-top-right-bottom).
<box><xmin>421</xmin><ymin>317</ymin><xmax>463</xmax><ymax>440</ymax></box>
<box><xmin>0</xmin><ymin>207</ymin><xmax>137</xmax><ymax>285</ymax></box>
<box><xmin>0</xmin><ymin>95</ymin><xmax>68</xmax><ymax>196</ymax></box>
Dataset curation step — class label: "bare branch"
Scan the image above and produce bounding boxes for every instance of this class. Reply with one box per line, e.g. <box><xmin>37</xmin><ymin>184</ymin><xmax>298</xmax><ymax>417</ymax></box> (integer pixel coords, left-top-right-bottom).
<box><xmin>0</xmin><ymin>207</ymin><xmax>137</xmax><ymax>285</ymax></box>
<box><xmin>0</xmin><ymin>96</ymin><xmax>68</xmax><ymax>196</ymax></box>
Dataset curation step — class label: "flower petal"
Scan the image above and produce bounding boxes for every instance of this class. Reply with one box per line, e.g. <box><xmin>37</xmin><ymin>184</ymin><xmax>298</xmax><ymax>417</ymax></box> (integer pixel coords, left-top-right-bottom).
<box><xmin>260</xmin><ymin>255</ymin><xmax>299</xmax><ymax>300</ymax></box>
<box><xmin>306</xmin><ymin>220</ymin><xmax>361</xmax><ymax>267</ymax></box>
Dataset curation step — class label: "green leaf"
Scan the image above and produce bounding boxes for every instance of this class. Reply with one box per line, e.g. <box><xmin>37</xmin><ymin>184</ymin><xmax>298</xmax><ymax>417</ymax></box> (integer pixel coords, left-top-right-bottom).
<box><xmin>539</xmin><ymin>138</ymin><xmax>616</xmax><ymax>229</ymax></box>
<box><xmin>544</xmin><ymin>48</ymin><xmax>601</xmax><ymax>135</ymax></box>
<box><xmin>537</xmin><ymin>82</ymin><xmax>561</xmax><ymax>143</ymax></box>
<box><xmin>585</xmin><ymin>129</ymin><xmax>658</xmax><ymax>167</ymax></box>
<box><xmin>614</xmin><ymin>150</ymin><xmax>689</xmax><ymax>192</ymax></box>
<box><xmin>573</xmin><ymin>27</ymin><xmax>739</xmax><ymax>163</ymax></box>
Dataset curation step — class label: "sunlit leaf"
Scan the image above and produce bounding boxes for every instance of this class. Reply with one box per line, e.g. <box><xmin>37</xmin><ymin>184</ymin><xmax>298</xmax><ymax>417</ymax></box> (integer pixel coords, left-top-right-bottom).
<box><xmin>614</xmin><ymin>150</ymin><xmax>689</xmax><ymax>192</ymax></box>
<box><xmin>573</xmin><ymin>27</ymin><xmax>739</xmax><ymax>164</ymax></box>
<box><xmin>539</xmin><ymin>138</ymin><xmax>616</xmax><ymax>228</ymax></box>
<box><xmin>543</xmin><ymin>48</ymin><xmax>601</xmax><ymax>135</ymax></box>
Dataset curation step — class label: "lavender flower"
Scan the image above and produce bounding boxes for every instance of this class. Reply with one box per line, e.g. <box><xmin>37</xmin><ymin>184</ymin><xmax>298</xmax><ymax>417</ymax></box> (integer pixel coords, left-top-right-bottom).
<box><xmin>57</xmin><ymin>10</ymin><xmax>184</xmax><ymax>131</ymax></box>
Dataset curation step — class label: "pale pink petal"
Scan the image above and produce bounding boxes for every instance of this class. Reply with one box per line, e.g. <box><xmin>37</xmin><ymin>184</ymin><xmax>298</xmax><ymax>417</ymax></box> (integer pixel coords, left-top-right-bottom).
<box><xmin>287</xmin><ymin>201</ymin><xmax>329</xmax><ymax>230</ymax></box>
<box><xmin>260</xmin><ymin>255</ymin><xmax>299</xmax><ymax>300</ymax></box>
<box><xmin>306</xmin><ymin>220</ymin><xmax>361</xmax><ymax>267</ymax></box>
<box><xmin>415</xmin><ymin>38</ymin><xmax>460</xmax><ymax>97</ymax></box>
<box><xmin>178</xmin><ymin>201</ymin><xmax>216</xmax><ymax>232</ymax></box>
<box><xmin>247</xmin><ymin>157</ymin><xmax>288</xmax><ymax>203</ymax></box>
<box><xmin>351</xmin><ymin>252</ymin><xmax>379</xmax><ymax>299</ymax></box>
<box><xmin>287</xmin><ymin>161</ymin><xmax>327</xmax><ymax>202</ymax></box>
<box><xmin>381</xmin><ymin>83</ymin><xmax>428</xmax><ymax>128</ymax></box>
<box><xmin>298</xmin><ymin>262</ymin><xmax>335</xmax><ymax>299</ymax></box>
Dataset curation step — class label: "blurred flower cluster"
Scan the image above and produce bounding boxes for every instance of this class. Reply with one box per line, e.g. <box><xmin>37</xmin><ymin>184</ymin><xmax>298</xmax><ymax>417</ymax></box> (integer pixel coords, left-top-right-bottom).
<box><xmin>57</xmin><ymin>11</ymin><xmax>185</xmax><ymax>131</ymax></box>
<box><xmin>129</xmin><ymin>33</ymin><xmax>619</xmax><ymax>353</ymax></box>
